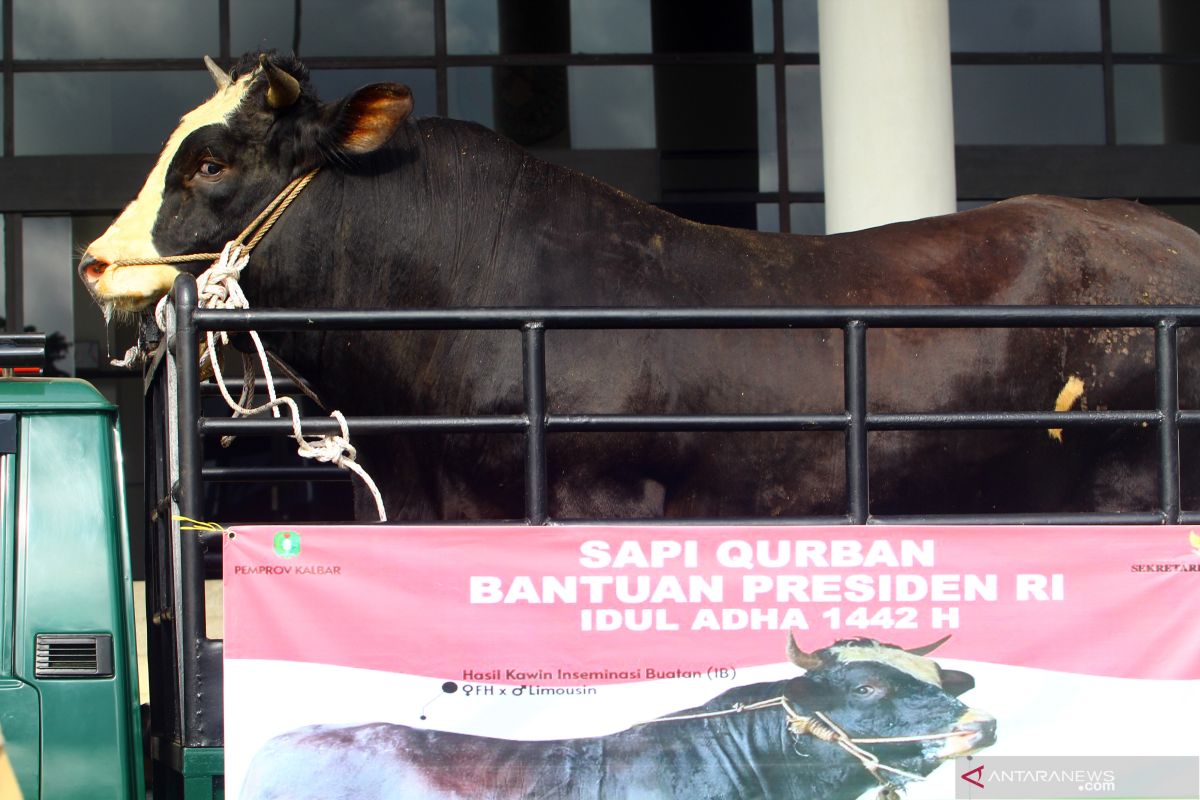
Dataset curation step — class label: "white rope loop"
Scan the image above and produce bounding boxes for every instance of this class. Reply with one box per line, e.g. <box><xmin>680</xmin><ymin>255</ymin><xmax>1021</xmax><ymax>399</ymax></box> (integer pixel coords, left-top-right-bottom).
<box><xmin>198</xmin><ymin>243</ymin><xmax>388</xmax><ymax>522</ymax></box>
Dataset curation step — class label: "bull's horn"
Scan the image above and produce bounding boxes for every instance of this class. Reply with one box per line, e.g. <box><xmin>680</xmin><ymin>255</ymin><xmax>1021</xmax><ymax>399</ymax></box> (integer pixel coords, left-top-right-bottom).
<box><xmin>906</xmin><ymin>634</ymin><xmax>952</xmax><ymax>657</ymax></box>
<box><xmin>204</xmin><ymin>55</ymin><xmax>231</xmax><ymax>90</ymax></box>
<box><xmin>259</xmin><ymin>54</ymin><xmax>301</xmax><ymax>109</ymax></box>
<box><xmin>787</xmin><ymin>632</ymin><xmax>823</xmax><ymax>670</ymax></box>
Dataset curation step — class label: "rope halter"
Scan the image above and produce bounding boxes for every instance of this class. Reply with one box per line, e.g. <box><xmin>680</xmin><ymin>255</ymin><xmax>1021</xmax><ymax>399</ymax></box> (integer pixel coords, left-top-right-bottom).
<box><xmin>110</xmin><ymin>168</ymin><xmax>389</xmax><ymax>522</ymax></box>
<box><xmin>643</xmin><ymin>695</ymin><xmax>967</xmax><ymax>799</ymax></box>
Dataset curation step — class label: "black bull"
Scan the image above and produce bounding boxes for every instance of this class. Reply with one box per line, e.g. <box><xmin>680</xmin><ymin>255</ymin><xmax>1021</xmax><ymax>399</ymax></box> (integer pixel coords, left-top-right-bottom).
<box><xmin>238</xmin><ymin>639</ymin><xmax>996</xmax><ymax>800</ymax></box>
<box><xmin>81</xmin><ymin>53</ymin><xmax>1200</xmax><ymax>520</ymax></box>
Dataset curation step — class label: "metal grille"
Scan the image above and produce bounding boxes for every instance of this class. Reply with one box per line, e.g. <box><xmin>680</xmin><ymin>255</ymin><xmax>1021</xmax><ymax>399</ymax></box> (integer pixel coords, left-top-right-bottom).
<box><xmin>34</xmin><ymin>634</ymin><xmax>113</xmax><ymax>678</ymax></box>
<box><xmin>162</xmin><ymin>279</ymin><xmax>1199</xmax><ymax>527</ymax></box>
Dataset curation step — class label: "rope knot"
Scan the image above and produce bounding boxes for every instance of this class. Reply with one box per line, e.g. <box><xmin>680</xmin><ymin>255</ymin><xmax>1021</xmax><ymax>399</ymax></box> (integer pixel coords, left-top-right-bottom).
<box><xmin>298</xmin><ymin>412</ymin><xmax>358</xmax><ymax>466</ymax></box>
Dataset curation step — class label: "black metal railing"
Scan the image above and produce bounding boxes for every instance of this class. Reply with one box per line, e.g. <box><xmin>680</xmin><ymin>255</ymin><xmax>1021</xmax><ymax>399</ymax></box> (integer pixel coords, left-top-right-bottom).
<box><xmin>146</xmin><ymin>273</ymin><xmax>1198</xmax><ymax>754</ymax></box>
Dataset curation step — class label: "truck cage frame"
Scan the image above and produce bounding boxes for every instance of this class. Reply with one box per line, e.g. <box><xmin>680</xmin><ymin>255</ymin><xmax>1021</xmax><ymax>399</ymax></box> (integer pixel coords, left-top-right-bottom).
<box><xmin>143</xmin><ymin>273</ymin><xmax>1199</xmax><ymax>794</ymax></box>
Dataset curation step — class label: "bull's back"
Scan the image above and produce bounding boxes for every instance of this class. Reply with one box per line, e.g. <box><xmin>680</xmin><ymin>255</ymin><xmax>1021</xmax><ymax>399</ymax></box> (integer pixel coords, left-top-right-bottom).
<box><xmin>239</xmin><ymin>722</ymin><xmax>611</xmax><ymax>800</ymax></box>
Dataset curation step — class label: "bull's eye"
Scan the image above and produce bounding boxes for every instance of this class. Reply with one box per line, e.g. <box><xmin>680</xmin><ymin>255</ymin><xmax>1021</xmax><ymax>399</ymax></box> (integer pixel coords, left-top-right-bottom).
<box><xmin>196</xmin><ymin>160</ymin><xmax>225</xmax><ymax>179</ymax></box>
<box><xmin>852</xmin><ymin>684</ymin><xmax>878</xmax><ymax>697</ymax></box>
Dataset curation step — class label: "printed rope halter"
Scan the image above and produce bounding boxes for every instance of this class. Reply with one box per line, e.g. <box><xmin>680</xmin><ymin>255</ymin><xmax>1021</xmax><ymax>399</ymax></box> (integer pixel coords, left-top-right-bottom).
<box><xmin>110</xmin><ymin>168</ymin><xmax>389</xmax><ymax>522</ymax></box>
<box><xmin>642</xmin><ymin>695</ymin><xmax>966</xmax><ymax>800</ymax></box>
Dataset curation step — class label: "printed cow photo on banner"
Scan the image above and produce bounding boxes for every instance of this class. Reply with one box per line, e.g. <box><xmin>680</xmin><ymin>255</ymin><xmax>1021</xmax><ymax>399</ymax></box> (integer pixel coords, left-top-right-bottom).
<box><xmin>237</xmin><ymin>635</ymin><xmax>995</xmax><ymax>800</ymax></box>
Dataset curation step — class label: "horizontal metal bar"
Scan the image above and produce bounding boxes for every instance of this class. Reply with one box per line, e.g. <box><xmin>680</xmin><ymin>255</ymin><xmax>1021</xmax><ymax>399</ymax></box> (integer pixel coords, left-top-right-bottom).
<box><xmin>201</xmin><ymin>466</ymin><xmax>351</xmax><ymax>482</ymax></box>
<box><xmin>548</xmin><ymin>413</ymin><xmax>847</xmax><ymax>431</ymax></box>
<box><xmin>199</xmin><ymin>415</ymin><xmax>528</xmax><ymax>436</ymax></box>
<box><xmin>195</xmin><ymin>305</ymin><xmax>1200</xmax><ymax>332</ymax></box>
<box><xmin>199</xmin><ymin>379</ymin><xmax>310</xmax><ymax>396</ymax></box>
<box><xmin>868</xmin><ymin>511</ymin><xmax>1169</xmax><ymax>525</ymax></box>
<box><xmin>200</xmin><ymin>410</ymin><xmax>1170</xmax><ymax>436</ymax></box>
<box><xmin>869</xmin><ymin>410</ymin><xmax>1159</xmax><ymax>430</ymax></box>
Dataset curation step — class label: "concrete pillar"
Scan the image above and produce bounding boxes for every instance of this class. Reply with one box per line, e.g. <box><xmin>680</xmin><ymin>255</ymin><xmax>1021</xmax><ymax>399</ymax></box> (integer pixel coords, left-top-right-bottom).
<box><xmin>818</xmin><ymin>0</ymin><xmax>956</xmax><ymax>234</ymax></box>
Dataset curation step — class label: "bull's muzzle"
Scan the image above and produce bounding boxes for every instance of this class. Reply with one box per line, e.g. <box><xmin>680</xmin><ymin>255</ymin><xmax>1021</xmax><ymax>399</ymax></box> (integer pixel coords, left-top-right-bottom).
<box><xmin>935</xmin><ymin>708</ymin><xmax>997</xmax><ymax>759</ymax></box>
<box><xmin>77</xmin><ymin>252</ymin><xmax>181</xmax><ymax>312</ymax></box>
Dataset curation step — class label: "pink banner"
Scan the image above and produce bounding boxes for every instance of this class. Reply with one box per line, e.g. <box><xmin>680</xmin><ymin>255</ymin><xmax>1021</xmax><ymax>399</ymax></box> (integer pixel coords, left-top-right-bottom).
<box><xmin>224</xmin><ymin>525</ymin><xmax>1200</xmax><ymax>681</ymax></box>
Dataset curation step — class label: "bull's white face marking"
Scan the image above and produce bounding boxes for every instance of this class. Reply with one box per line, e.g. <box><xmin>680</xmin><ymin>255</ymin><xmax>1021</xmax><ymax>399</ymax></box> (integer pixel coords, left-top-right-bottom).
<box><xmin>86</xmin><ymin>69</ymin><xmax>257</xmax><ymax>311</ymax></box>
<box><xmin>829</xmin><ymin>644</ymin><xmax>943</xmax><ymax>686</ymax></box>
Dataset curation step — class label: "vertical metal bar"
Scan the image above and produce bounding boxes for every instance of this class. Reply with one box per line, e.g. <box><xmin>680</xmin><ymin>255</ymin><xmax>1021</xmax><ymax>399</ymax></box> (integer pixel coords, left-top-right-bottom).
<box><xmin>218</xmin><ymin>0</ymin><xmax>231</xmax><ymax>62</ymax></box>
<box><xmin>3</xmin><ymin>213</ymin><xmax>21</xmax><ymax>332</ymax></box>
<box><xmin>2</xmin><ymin>0</ymin><xmax>13</xmax><ymax>158</ymax></box>
<box><xmin>172</xmin><ymin>275</ymin><xmax>209</xmax><ymax>744</ymax></box>
<box><xmin>844</xmin><ymin>320</ymin><xmax>868</xmax><ymax>524</ymax></box>
<box><xmin>434</xmin><ymin>0</ymin><xmax>449</xmax><ymax>118</ymax></box>
<box><xmin>771</xmin><ymin>0</ymin><xmax>792</xmax><ymax>233</ymax></box>
<box><xmin>523</xmin><ymin>323</ymin><xmax>548</xmax><ymax>524</ymax></box>
<box><xmin>1156</xmin><ymin>318</ymin><xmax>1181</xmax><ymax>523</ymax></box>
<box><xmin>1099</xmin><ymin>0</ymin><xmax>1117</xmax><ymax>146</ymax></box>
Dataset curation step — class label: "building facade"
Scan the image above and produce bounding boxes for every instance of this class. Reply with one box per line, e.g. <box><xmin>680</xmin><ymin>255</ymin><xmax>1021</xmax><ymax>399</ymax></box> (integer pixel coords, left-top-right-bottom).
<box><xmin>1</xmin><ymin>0</ymin><xmax>1197</xmax><ymax>546</ymax></box>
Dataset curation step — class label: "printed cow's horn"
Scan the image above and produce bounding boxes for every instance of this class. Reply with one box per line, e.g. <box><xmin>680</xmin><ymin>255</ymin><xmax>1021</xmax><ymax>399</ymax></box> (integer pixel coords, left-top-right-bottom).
<box><xmin>204</xmin><ymin>55</ymin><xmax>231</xmax><ymax>90</ymax></box>
<box><xmin>906</xmin><ymin>634</ymin><xmax>952</xmax><ymax>657</ymax></box>
<box><xmin>787</xmin><ymin>632</ymin><xmax>823</xmax><ymax>670</ymax></box>
<box><xmin>259</xmin><ymin>54</ymin><xmax>301</xmax><ymax>109</ymax></box>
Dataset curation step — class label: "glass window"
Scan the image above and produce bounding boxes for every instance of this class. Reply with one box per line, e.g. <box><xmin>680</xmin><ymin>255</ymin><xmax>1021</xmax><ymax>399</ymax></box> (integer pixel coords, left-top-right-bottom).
<box><xmin>757</xmin><ymin>66</ymin><xmax>778</xmax><ymax>193</ymax></box>
<box><xmin>657</xmin><ymin>65</ymin><xmax>760</xmax><ymax>193</ymax></box>
<box><xmin>568</xmin><ymin>66</ymin><xmax>655</xmax><ymax>149</ymax></box>
<box><xmin>448</xmin><ymin>67</ymin><xmax>496</xmax><ymax>129</ymax></box>
<box><xmin>304</xmin><ymin>0</ymin><xmax>435</xmax><ymax>57</ymax></box>
<box><xmin>790</xmin><ymin>203</ymin><xmax>825</xmax><ymax>235</ymax></box>
<box><xmin>1115</xmin><ymin>65</ymin><xmax>1165</xmax><ymax>144</ymax></box>
<box><xmin>1117</xmin><ymin>64</ymin><xmax>1200</xmax><ymax>143</ymax></box>
<box><xmin>782</xmin><ymin>0</ymin><xmax>819</xmax><ymax>52</ymax></box>
<box><xmin>756</xmin><ymin>203</ymin><xmax>780</xmax><ymax>233</ymax></box>
<box><xmin>949</xmin><ymin>0</ymin><xmax>1100</xmax><ymax>52</ymax></box>
<box><xmin>1156</xmin><ymin>1</ymin><xmax>1200</xmax><ymax>55</ymax></box>
<box><xmin>14</xmin><ymin>0</ymin><xmax>217</xmax><ymax>59</ymax></box>
<box><xmin>1111</xmin><ymin>0</ymin><xmax>1163</xmax><ymax>52</ymax></box>
<box><xmin>231</xmin><ymin>0</ymin><xmax>294</xmax><ymax>55</ymax></box>
<box><xmin>572</xmin><ymin>0</ymin><xmax>650</xmax><ymax>53</ymax></box>
<box><xmin>22</xmin><ymin>216</ymin><xmax>74</xmax><ymax>376</ymax></box>
<box><xmin>785</xmin><ymin>65</ymin><xmax>823</xmax><ymax>192</ymax></box>
<box><xmin>15</xmin><ymin>71</ymin><xmax>214</xmax><ymax>155</ymax></box>
<box><xmin>653</xmin><ymin>3</ymin><xmax>755</xmax><ymax>53</ymax></box>
<box><xmin>952</xmin><ymin>65</ymin><xmax>1105</xmax><ymax>144</ymax></box>
<box><xmin>311</xmin><ymin>69</ymin><xmax>437</xmax><ymax>118</ymax></box>
<box><xmin>660</xmin><ymin>203</ymin><xmax>758</xmax><ymax>230</ymax></box>
<box><xmin>447</xmin><ymin>0</ymin><xmax>499</xmax><ymax>54</ymax></box>
<box><xmin>753</xmin><ymin>0</ymin><xmax>774</xmax><ymax>53</ymax></box>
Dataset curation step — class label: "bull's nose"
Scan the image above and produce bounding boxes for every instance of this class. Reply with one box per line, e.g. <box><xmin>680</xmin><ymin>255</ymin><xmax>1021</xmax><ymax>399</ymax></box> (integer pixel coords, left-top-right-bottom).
<box><xmin>78</xmin><ymin>254</ymin><xmax>108</xmax><ymax>285</ymax></box>
<box><xmin>937</xmin><ymin>709</ymin><xmax>997</xmax><ymax>758</ymax></box>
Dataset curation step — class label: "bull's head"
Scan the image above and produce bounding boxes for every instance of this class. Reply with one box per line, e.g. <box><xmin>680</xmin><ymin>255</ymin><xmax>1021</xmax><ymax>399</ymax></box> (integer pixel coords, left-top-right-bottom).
<box><xmin>784</xmin><ymin>634</ymin><xmax>996</xmax><ymax>781</ymax></box>
<box><xmin>78</xmin><ymin>52</ymin><xmax>413</xmax><ymax>318</ymax></box>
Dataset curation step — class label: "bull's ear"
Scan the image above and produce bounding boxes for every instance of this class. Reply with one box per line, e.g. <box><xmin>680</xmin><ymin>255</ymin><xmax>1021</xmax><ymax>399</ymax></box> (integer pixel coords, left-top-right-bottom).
<box><xmin>326</xmin><ymin>83</ymin><xmax>413</xmax><ymax>155</ymax></box>
<box><xmin>939</xmin><ymin>668</ymin><xmax>975</xmax><ymax>697</ymax></box>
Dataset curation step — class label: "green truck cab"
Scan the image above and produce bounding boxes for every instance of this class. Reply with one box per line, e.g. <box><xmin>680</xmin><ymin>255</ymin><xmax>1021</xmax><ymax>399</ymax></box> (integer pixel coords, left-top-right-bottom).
<box><xmin>0</xmin><ymin>336</ymin><xmax>145</xmax><ymax>799</ymax></box>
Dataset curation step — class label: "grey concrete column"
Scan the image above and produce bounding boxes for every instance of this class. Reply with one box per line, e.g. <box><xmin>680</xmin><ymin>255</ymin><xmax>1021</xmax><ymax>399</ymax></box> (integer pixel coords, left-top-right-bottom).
<box><xmin>818</xmin><ymin>0</ymin><xmax>956</xmax><ymax>233</ymax></box>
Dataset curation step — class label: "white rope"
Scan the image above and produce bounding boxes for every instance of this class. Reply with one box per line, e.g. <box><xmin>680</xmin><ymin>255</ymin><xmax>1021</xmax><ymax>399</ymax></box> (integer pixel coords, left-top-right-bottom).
<box><xmin>644</xmin><ymin>695</ymin><xmax>944</xmax><ymax>785</ymax></box>
<box><xmin>197</xmin><ymin>242</ymin><xmax>388</xmax><ymax>522</ymax></box>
